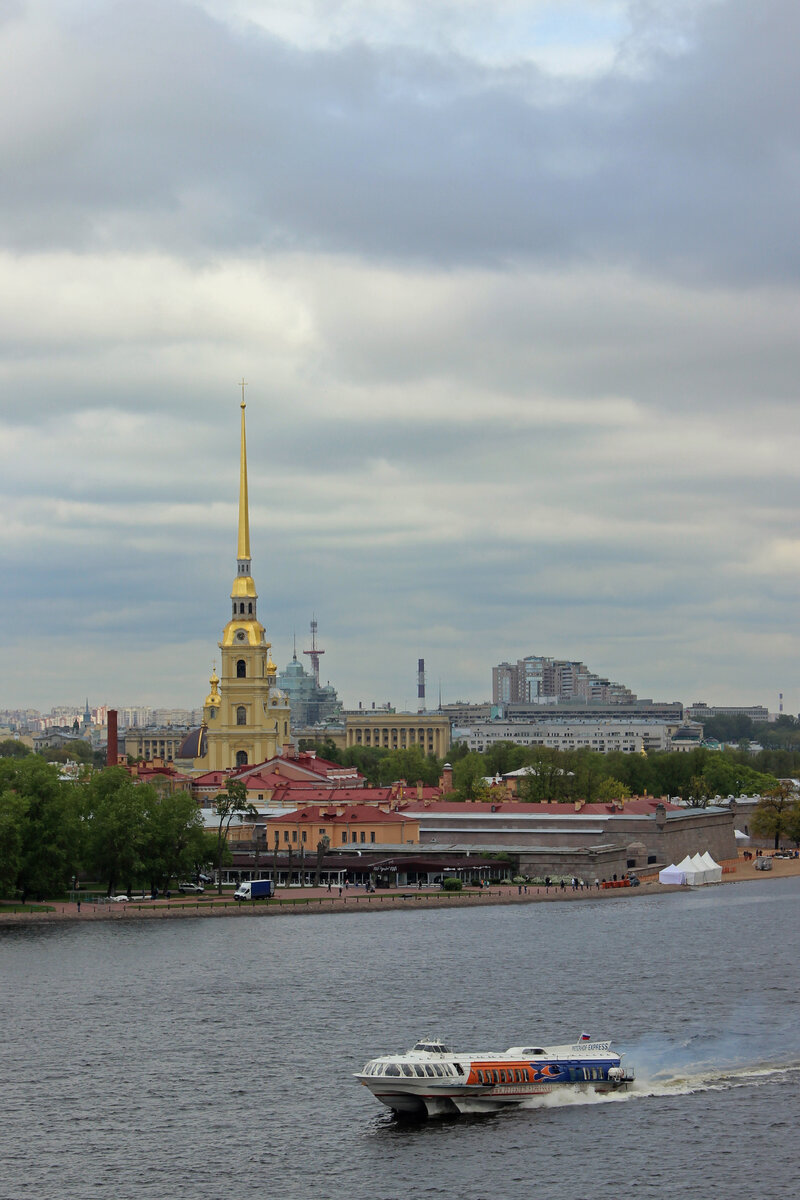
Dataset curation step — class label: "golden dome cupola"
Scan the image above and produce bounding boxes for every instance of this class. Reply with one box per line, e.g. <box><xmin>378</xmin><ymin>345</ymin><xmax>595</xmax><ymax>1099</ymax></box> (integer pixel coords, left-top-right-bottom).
<box><xmin>205</xmin><ymin>666</ymin><xmax>221</xmax><ymax>709</ymax></box>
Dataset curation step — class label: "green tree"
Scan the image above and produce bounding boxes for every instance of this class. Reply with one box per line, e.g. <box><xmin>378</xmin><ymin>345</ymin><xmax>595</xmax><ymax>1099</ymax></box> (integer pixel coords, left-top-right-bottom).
<box><xmin>483</xmin><ymin>741</ymin><xmax>528</xmax><ymax>779</ymax></box>
<box><xmin>604</xmin><ymin>750</ymin><xmax>656</xmax><ymax>796</ymax></box>
<box><xmin>0</xmin><ymin>739</ymin><xmax>32</xmax><ymax>759</ymax></box>
<box><xmin>41</xmin><ymin>740</ymin><xmax>93</xmax><ymax>765</ymax></box>
<box><xmin>212</xmin><ymin>779</ymin><xmax>257</xmax><ymax>894</ymax></box>
<box><xmin>0</xmin><ymin>756</ymin><xmax>83</xmax><ymax>902</ymax></box>
<box><xmin>686</xmin><ymin>775</ymin><xmax>711</xmax><ymax>808</ymax></box>
<box><xmin>750</xmin><ymin>782</ymin><xmax>798</xmax><ymax>849</ymax></box>
<box><xmin>340</xmin><ymin>745</ymin><xmax>389</xmax><ymax>784</ymax></box>
<box><xmin>297</xmin><ymin>738</ymin><xmax>343</xmax><ymax>764</ymax></box>
<box><xmin>782</xmin><ymin>800</ymin><xmax>800</xmax><ymax>847</ymax></box>
<box><xmin>515</xmin><ymin>750</ymin><xmax>572</xmax><ymax>803</ymax></box>
<box><xmin>0</xmin><ymin>790</ymin><xmax>25</xmax><ymax>896</ymax></box>
<box><xmin>700</xmin><ymin>752</ymin><xmax>777</xmax><ymax>799</ymax></box>
<box><xmin>701</xmin><ymin>714</ymin><xmax>756</xmax><ymax>743</ymax></box>
<box><xmin>374</xmin><ymin>747</ymin><xmax>443</xmax><ymax>787</ymax></box>
<box><xmin>649</xmin><ymin>752</ymin><xmax>694</xmax><ymax>802</ymax></box>
<box><xmin>446</xmin><ymin>740</ymin><xmax>471</xmax><ymax>763</ymax></box>
<box><xmin>451</xmin><ymin>753</ymin><xmax>492</xmax><ymax>801</ymax></box>
<box><xmin>567</xmin><ymin>750</ymin><xmax>608</xmax><ymax>803</ymax></box>
<box><xmin>139</xmin><ymin>789</ymin><xmax>209</xmax><ymax>892</ymax></box>
<box><xmin>593</xmin><ymin>776</ymin><xmax>632</xmax><ymax>802</ymax></box>
<box><xmin>84</xmin><ymin>768</ymin><xmax>149</xmax><ymax>895</ymax></box>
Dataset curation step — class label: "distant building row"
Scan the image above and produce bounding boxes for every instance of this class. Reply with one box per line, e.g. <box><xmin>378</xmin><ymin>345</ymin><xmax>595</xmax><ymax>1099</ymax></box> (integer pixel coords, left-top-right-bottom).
<box><xmin>493</xmin><ymin>655</ymin><xmax>637</xmax><ymax>706</ymax></box>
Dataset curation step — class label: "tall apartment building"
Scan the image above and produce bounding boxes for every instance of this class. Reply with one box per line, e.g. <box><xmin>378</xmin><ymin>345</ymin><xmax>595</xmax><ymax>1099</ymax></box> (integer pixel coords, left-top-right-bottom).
<box><xmin>493</xmin><ymin>655</ymin><xmax>636</xmax><ymax>706</ymax></box>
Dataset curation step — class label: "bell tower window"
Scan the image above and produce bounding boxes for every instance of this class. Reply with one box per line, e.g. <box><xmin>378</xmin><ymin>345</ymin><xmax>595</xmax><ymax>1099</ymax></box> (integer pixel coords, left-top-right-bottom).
<box><xmin>236</xmin><ymin>750</ymin><xmax>248</xmax><ymax>767</ymax></box>
<box><xmin>236</xmin><ymin>706</ymin><xmax>246</xmax><ymax>725</ymax></box>
<box><xmin>237</xmin><ymin>660</ymin><xmax>246</xmax><ymax>678</ymax></box>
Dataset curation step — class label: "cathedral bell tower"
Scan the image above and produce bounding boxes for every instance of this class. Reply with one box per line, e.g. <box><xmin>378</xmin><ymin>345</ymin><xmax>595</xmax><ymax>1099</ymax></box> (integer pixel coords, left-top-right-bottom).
<box><xmin>195</xmin><ymin>395</ymin><xmax>292</xmax><ymax>771</ymax></box>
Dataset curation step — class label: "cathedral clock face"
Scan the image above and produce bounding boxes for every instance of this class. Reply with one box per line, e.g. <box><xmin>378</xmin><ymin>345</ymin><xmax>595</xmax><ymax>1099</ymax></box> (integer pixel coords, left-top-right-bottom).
<box><xmin>236</xmin><ymin>630</ymin><xmax>247</xmax><ymax>642</ymax></box>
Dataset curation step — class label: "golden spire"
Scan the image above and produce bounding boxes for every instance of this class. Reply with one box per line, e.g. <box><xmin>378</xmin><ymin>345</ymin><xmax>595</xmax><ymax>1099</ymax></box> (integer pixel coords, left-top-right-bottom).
<box><xmin>238</xmin><ymin>379</ymin><xmax>250</xmax><ymax>562</ymax></box>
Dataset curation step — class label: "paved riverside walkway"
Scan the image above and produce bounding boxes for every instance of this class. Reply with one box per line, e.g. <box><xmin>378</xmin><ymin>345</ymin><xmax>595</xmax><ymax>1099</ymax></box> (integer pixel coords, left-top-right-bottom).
<box><xmin>2</xmin><ymin>853</ymin><xmax>798</xmax><ymax>926</ymax></box>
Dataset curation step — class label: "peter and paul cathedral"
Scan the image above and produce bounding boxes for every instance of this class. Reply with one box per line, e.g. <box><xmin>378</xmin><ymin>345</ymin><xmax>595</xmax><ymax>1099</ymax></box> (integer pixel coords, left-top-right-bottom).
<box><xmin>178</xmin><ymin>399</ymin><xmax>292</xmax><ymax>771</ymax></box>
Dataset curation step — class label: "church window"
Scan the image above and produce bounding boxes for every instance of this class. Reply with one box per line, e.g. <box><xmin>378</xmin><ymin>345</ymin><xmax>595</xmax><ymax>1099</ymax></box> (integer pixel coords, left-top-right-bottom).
<box><xmin>236</xmin><ymin>706</ymin><xmax>246</xmax><ymax>725</ymax></box>
<box><xmin>236</xmin><ymin>751</ymin><xmax>248</xmax><ymax>767</ymax></box>
<box><xmin>237</xmin><ymin>660</ymin><xmax>246</xmax><ymax>678</ymax></box>
<box><xmin>248</xmin><ymin>602</ymin><xmax>253</xmax><ymax>614</ymax></box>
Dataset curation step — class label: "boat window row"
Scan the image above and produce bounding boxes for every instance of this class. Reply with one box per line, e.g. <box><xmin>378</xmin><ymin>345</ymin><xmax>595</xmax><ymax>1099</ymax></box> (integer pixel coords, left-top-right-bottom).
<box><xmin>476</xmin><ymin>1067</ymin><xmax>535</xmax><ymax>1085</ymax></box>
<box><xmin>365</xmin><ymin>1062</ymin><xmax>457</xmax><ymax>1078</ymax></box>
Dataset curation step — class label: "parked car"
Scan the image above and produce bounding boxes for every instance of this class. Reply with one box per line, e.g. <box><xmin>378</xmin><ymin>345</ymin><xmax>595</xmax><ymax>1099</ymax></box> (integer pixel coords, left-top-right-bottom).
<box><xmin>178</xmin><ymin>882</ymin><xmax>205</xmax><ymax>894</ymax></box>
<box><xmin>197</xmin><ymin>873</ymin><xmax>213</xmax><ymax>884</ymax></box>
<box><xmin>110</xmin><ymin>894</ymin><xmax>131</xmax><ymax>903</ymax></box>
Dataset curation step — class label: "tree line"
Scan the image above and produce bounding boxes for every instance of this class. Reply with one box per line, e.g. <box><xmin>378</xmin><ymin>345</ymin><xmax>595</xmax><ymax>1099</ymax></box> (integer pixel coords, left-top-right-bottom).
<box><xmin>299</xmin><ymin>736</ymin><xmax>800</xmax><ymax>846</ymax></box>
<box><xmin>0</xmin><ymin>759</ymin><xmax>215</xmax><ymax>902</ymax></box>
<box><xmin>300</xmin><ymin>737</ymin><xmax>780</xmax><ymax>803</ymax></box>
<box><xmin>3</xmin><ymin>737</ymin><xmax>798</xmax><ymax>902</ymax></box>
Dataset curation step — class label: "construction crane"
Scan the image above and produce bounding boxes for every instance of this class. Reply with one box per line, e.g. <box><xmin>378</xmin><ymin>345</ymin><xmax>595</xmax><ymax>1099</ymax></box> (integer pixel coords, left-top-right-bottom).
<box><xmin>303</xmin><ymin>616</ymin><xmax>325</xmax><ymax>688</ymax></box>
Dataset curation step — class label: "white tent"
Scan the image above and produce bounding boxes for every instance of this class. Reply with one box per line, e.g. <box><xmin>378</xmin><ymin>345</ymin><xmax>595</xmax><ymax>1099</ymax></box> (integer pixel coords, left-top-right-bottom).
<box><xmin>658</xmin><ymin>863</ymin><xmax>686</xmax><ymax>885</ymax></box>
<box><xmin>699</xmin><ymin>850</ymin><xmax>723</xmax><ymax>883</ymax></box>
<box><xmin>676</xmin><ymin>854</ymin><xmax>704</xmax><ymax>885</ymax></box>
<box><xmin>690</xmin><ymin>853</ymin><xmax>709</xmax><ymax>884</ymax></box>
<box><xmin>734</xmin><ymin>828</ymin><xmax>750</xmax><ymax>842</ymax></box>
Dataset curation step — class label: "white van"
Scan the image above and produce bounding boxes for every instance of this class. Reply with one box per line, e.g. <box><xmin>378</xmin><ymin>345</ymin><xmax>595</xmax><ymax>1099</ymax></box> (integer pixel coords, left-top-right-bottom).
<box><xmin>233</xmin><ymin>879</ymin><xmax>274</xmax><ymax>900</ymax></box>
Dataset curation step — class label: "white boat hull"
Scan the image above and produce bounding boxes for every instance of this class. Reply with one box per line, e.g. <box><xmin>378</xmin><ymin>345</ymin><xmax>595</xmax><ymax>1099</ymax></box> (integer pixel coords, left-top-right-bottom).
<box><xmin>357</xmin><ymin>1035</ymin><xmax>634</xmax><ymax>1118</ymax></box>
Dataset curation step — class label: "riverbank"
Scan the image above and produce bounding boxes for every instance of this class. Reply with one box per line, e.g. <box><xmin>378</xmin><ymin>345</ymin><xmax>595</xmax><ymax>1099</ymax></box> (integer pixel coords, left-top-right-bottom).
<box><xmin>2</xmin><ymin>852</ymin><xmax>798</xmax><ymax>927</ymax></box>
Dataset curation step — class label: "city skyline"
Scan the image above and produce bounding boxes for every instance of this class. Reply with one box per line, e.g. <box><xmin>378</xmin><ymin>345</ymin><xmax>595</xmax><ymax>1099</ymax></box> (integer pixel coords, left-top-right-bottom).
<box><xmin>2</xmin><ymin>1</ymin><xmax>798</xmax><ymax>713</ymax></box>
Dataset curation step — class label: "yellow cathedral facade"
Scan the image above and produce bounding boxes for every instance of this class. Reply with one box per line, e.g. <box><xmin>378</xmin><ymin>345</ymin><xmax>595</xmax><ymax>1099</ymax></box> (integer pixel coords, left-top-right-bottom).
<box><xmin>183</xmin><ymin>399</ymin><xmax>292</xmax><ymax>771</ymax></box>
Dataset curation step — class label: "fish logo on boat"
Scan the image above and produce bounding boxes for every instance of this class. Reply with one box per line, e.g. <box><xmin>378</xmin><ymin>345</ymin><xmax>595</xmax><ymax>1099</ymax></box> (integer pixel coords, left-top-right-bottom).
<box><xmin>529</xmin><ymin>1064</ymin><xmax>563</xmax><ymax>1080</ymax></box>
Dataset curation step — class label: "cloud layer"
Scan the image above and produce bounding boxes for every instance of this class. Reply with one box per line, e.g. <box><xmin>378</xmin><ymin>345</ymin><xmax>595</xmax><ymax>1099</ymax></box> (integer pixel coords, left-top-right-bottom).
<box><xmin>1</xmin><ymin>1</ymin><xmax>798</xmax><ymax>714</ymax></box>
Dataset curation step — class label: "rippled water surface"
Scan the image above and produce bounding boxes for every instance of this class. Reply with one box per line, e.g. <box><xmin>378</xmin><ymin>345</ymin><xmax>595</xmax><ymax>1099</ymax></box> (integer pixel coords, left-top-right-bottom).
<box><xmin>2</xmin><ymin>878</ymin><xmax>799</xmax><ymax>1200</ymax></box>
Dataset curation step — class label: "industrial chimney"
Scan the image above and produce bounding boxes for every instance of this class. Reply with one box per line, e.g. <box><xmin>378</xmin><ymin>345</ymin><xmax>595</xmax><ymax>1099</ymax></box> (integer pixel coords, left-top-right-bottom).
<box><xmin>107</xmin><ymin>709</ymin><xmax>119</xmax><ymax>767</ymax></box>
<box><xmin>417</xmin><ymin>658</ymin><xmax>426</xmax><ymax>713</ymax></box>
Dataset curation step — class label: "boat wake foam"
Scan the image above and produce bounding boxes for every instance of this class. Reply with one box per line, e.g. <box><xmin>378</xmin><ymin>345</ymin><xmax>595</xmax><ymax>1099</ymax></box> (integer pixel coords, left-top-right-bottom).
<box><xmin>516</xmin><ymin>1061</ymin><xmax>800</xmax><ymax>1110</ymax></box>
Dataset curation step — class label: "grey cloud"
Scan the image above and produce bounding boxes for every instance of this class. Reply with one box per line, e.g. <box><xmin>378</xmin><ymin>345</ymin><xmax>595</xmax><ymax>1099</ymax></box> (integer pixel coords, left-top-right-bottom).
<box><xmin>1</xmin><ymin>1</ymin><xmax>799</xmax><ymax>282</ymax></box>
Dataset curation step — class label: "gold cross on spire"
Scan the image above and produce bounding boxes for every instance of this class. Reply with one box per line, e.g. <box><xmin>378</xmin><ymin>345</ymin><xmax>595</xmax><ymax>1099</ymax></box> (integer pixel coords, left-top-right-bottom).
<box><xmin>239</xmin><ymin>377</ymin><xmax>247</xmax><ymax>408</ymax></box>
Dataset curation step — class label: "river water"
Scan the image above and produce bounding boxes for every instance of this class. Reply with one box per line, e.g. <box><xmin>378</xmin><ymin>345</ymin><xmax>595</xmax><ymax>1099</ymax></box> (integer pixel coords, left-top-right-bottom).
<box><xmin>1</xmin><ymin>877</ymin><xmax>798</xmax><ymax>1200</ymax></box>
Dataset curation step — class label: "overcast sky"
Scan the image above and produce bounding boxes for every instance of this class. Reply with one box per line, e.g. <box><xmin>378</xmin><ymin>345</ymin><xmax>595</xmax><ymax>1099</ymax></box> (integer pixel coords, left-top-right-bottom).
<box><xmin>2</xmin><ymin>0</ymin><xmax>798</xmax><ymax>715</ymax></box>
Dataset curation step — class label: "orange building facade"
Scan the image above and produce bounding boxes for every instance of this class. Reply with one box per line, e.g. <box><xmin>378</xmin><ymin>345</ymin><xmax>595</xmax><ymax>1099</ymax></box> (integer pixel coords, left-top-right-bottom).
<box><xmin>263</xmin><ymin>804</ymin><xmax>419</xmax><ymax>849</ymax></box>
